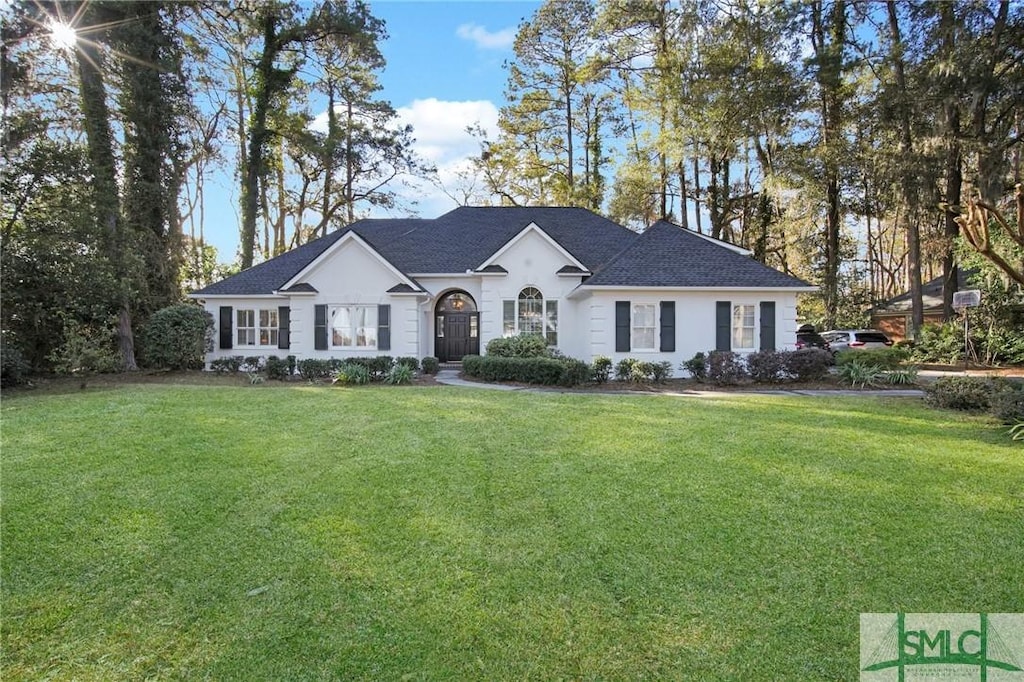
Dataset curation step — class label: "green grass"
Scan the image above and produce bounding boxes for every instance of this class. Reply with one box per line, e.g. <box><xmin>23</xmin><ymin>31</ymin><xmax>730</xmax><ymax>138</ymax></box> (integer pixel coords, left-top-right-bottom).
<box><xmin>2</xmin><ymin>385</ymin><xmax>1022</xmax><ymax>680</ymax></box>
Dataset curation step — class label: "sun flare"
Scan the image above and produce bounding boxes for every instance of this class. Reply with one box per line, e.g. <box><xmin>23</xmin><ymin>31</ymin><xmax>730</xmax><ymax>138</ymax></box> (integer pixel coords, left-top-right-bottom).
<box><xmin>48</xmin><ymin>20</ymin><xmax>77</xmax><ymax>50</ymax></box>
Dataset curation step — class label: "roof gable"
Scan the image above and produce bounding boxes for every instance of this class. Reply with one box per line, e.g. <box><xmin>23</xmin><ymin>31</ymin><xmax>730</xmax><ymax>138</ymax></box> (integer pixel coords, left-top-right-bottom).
<box><xmin>477</xmin><ymin>222</ymin><xmax>589</xmax><ymax>272</ymax></box>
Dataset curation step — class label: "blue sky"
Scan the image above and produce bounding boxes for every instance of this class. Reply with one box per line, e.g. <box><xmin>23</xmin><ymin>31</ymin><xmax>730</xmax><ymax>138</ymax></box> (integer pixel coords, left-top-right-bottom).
<box><xmin>204</xmin><ymin>1</ymin><xmax>541</xmax><ymax>261</ymax></box>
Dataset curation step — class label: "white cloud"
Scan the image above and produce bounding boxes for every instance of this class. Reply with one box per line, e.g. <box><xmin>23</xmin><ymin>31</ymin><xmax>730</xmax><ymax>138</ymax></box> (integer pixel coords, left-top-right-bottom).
<box><xmin>395</xmin><ymin>98</ymin><xmax>498</xmax><ymax>165</ymax></box>
<box><xmin>455</xmin><ymin>22</ymin><xmax>516</xmax><ymax>50</ymax></box>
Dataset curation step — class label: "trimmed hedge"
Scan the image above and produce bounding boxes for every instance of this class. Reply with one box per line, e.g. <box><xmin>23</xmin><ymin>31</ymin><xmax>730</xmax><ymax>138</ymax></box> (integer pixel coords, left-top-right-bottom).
<box><xmin>141</xmin><ymin>304</ymin><xmax>213</xmax><ymax>370</ymax></box>
<box><xmin>462</xmin><ymin>354</ymin><xmax>590</xmax><ymax>387</ymax></box>
<box><xmin>485</xmin><ymin>334</ymin><xmax>549</xmax><ymax>358</ymax></box>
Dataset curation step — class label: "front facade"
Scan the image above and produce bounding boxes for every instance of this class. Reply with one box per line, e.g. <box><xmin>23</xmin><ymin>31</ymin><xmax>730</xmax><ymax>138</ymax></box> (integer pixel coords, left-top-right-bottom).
<box><xmin>192</xmin><ymin>207</ymin><xmax>814</xmax><ymax>374</ymax></box>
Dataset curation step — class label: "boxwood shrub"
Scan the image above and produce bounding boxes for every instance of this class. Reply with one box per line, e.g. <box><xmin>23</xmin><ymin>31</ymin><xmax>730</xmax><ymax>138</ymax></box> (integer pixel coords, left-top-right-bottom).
<box><xmin>462</xmin><ymin>354</ymin><xmax>589</xmax><ymax>386</ymax></box>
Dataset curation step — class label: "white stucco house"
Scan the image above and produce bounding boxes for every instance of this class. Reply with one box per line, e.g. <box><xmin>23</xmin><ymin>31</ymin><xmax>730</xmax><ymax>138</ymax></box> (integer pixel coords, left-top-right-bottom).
<box><xmin>190</xmin><ymin>206</ymin><xmax>815</xmax><ymax>372</ymax></box>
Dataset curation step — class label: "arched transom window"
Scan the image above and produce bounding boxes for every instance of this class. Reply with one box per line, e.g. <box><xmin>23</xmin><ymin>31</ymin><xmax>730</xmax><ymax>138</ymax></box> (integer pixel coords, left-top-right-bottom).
<box><xmin>502</xmin><ymin>287</ymin><xmax>558</xmax><ymax>345</ymax></box>
<box><xmin>437</xmin><ymin>291</ymin><xmax>477</xmax><ymax>312</ymax></box>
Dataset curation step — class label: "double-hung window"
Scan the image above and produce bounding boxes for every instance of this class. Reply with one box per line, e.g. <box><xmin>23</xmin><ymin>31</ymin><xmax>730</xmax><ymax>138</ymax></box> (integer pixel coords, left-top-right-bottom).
<box><xmin>631</xmin><ymin>303</ymin><xmax>657</xmax><ymax>350</ymax></box>
<box><xmin>732</xmin><ymin>304</ymin><xmax>755</xmax><ymax>350</ymax></box>
<box><xmin>236</xmin><ymin>308</ymin><xmax>278</xmax><ymax>347</ymax></box>
<box><xmin>331</xmin><ymin>305</ymin><xmax>378</xmax><ymax>349</ymax></box>
<box><xmin>503</xmin><ymin>287</ymin><xmax>558</xmax><ymax>345</ymax></box>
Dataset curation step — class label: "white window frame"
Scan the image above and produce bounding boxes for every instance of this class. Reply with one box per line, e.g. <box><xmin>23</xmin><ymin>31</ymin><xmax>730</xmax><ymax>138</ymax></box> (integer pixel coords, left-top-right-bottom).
<box><xmin>631</xmin><ymin>302</ymin><xmax>657</xmax><ymax>351</ymax></box>
<box><xmin>330</xmin><ymin>305</ymin><xmax>378</xmax><ymax>350</ymax></box>
<box><xmin>503</xmin><ymin>287</ymin><xmax>558</xmax><ymax>345</ymax></box>
<box><xmin>732</xmin><ymin>304</ymin><xmax>756</xmax><ymax>350</ymax></box>
<box><xmin>236</xmin><ymin>308</ymin><xmax>278</xmax><ymax>348</ymax></box>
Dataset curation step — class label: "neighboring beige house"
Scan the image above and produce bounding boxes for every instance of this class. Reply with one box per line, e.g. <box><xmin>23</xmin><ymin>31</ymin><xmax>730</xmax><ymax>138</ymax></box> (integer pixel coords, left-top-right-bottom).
<box><xmin>191</xmin><ymin>207</ymin><xmax>815</xmax><ymax>374</ymax></box>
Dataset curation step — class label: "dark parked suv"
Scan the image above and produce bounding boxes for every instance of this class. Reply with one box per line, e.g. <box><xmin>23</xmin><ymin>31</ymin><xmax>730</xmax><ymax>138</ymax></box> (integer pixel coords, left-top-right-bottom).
<box><xmin>796</xmin><ymin>324</ymin><xmax>830</xmax><ymax>350</ymax></box>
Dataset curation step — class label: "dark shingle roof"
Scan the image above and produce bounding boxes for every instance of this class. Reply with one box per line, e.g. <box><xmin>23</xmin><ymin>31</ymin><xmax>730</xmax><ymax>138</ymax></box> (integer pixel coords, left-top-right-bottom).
<box><xmin>872</xmin><ymin>270</ymin><xmax>971</xmax><ymax>314</ymax></box>
<box><xmin>583</xmin><ymin>221</ymin><xmax>813</xmax><ymax>289</ymax></box>
<box><xmin>193</xmin><ymin>211</ymin><xmax>809</xmax><ymax>296</ymax></box>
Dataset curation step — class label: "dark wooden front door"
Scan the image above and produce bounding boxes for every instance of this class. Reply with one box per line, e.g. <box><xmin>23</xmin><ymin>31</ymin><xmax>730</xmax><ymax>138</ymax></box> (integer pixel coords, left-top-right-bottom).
<box><xmin>436</xmin><ymin>312</ymin><xmax>479</xmax><ymax>362</ymax></box>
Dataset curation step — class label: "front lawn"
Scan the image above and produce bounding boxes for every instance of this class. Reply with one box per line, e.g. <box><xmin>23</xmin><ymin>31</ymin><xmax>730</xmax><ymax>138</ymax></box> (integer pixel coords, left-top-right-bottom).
<box><xmin>2</xmin><ymin>385</ymin><xmax>1021</xmax><ymax>680</ymax></box>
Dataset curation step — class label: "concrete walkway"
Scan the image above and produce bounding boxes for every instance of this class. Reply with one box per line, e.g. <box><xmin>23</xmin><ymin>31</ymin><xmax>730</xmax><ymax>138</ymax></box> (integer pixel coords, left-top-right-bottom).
<box><xmin>434</xmin><ymin>369</ymin><xmax>924</xmax><ymax>398</ymax></box>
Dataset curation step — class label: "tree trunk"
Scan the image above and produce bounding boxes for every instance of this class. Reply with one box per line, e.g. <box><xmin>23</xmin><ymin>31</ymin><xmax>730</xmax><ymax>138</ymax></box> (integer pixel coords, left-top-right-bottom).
<box><xmin>74</xmin><ymin>16</ymin><xmax>137</xmax><ymax>371</ymax></box>
<box><xmin>887</xmin><ymin>2</ymin><xmax>924</xmax><ymax>339</ymax></box>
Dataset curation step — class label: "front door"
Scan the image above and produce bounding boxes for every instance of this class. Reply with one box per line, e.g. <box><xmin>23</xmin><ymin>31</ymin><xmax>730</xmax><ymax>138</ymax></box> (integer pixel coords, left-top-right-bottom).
<box><xmin>436</xmin><ymin>312</ymin><xmax>479</xmax><ymax>362</ymax></box>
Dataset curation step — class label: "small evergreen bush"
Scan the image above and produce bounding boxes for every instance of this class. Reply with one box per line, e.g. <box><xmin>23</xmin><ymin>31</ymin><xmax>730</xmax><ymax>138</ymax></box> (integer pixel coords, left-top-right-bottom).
<box><xmin>395</xmin><ymin>356</ymin><xmax>419</xmax><ymax>371</ymax></box>
<box><xmin>615</xmin><ymin>358</ymin><xmax>641</xmax><ymax>382</ymax></box>
<box><xmin>421</xmin><ymin>356</ymin><xmax>439</xmax><ymax>375</ymax></box>
<box><xmin>785</xmin><ymin>349</ymin><xmax>832</xmax><ymax>382</ymax></box>
<box><xmin>707</xmin><ymin>351</ymin><xmax>747</xmax><ymax>385</ymax></box>
<box><xmin>923</xmin><ymin>376</ymin><xmax>993</xmax><ymax>411</ymax></box>
<box><xmin>242</xmin><ymin>356</ymin><xmax>263</xmax><ymax>372</ymax></box>
<box><xmin>486</xmin><ymin>333</ymin><xmax>549</xmax><ymax>358</ymax></box>
<box><xmin>990</xmin><ymin>383</ymin><xmax>1024</xmax><ymax>424</ymax></box>
<box><xmin>746</xmin><ymin>350</ymin><xmax>788</xmax><ymax>383</ymax></box>
<box><xmin>297</xmin><ymin>358</ymin><xmax>333</xmax><ymax>381</ymax></box>
<box><xmin>1</xmin><ymin>339</ymin><xmax>30</xmax><ymax>387</ymax></box>
<box><xmin>140</xmin><ymin>304</ymin><xmax>213</xmax><ymax>370</ymax></box>
<box><xmin>590</xmin><ymin>356</ymin><xmax>612</xmax><ymax>383</ymax></box>
<box><xmin>49</xmin><ymin>318</ymin><xmax>120</xmax><ymax>375</ymax></box>
<box><xmin>559</xmin><ymin>358</ymin><xmax>591</xmax><ymax>387</ymax></box>
<box><xmin>681</xmin><ymin>352</ymin><xmax>707</xmax><ymax>381</ymax></box>
<box><xmin>210</xmin><ymin>356</ymin><xmax>243</xmax><ymax>373</ymax></box>
<box><xmin>265</xmin><ymin>355</ymin><xmax>290</xmax><ymax>380</ymax></box>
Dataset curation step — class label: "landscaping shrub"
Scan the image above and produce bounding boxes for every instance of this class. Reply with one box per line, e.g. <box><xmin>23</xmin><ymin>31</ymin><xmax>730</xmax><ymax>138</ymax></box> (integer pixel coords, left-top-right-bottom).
<box><xmin>590</xmin><ymin>356</ymin><xmax>612</xmax><ymax>383</ymax></box>
<box><xmin>265</xmin><ymin>355</ymin><xmax>290</xmax><ymax>380</ymax></box>
<box><xmin>486</xmin><ymin>333</ymin><xmax>549</xmax><ymax>358</ymax></box>
<box><xmin>395</xmin><ymin>356</ymin><xmax>419</xmax><ymax>372</ymax></box>
<box><xmin>746</xmin><ymin>350</ymin><xmax>788</xmax><ymax>383</ymax></box>
<box><xmin>556</xmin><ymin>358</ymin><xmax>590</xmax><ymax>387</ymax></box>
<box><xmin>462</xmin><ymin>354</ymin><xmax>569</xmax><ymax>386</ymax></box>
<box><xmin>785</xmin><ymin>348</ymin><xmax>832</xmax><ymax>382</ymax></box>
<box><xmin>834</xmin><ymin>347</ymin><xmax>908</xmax><ymax>370</ymax></box>
<box><xmin>922</xmin><ymin>376</ymin><xmax>993</xmax><ymax>411</ymax></box>
<box><xmin>837</xmin><ymin>361</ymin><xmax>884</xmax><ymax>388</ymax></box>
<box><xmin>332</xmin><ymin>362</ymin><xmax>370</xmax><ymax>386</ymax></box>
<box><xmin>989</xmin><ymin>383</ymin><xmax>1024</xmax><ymax>424</ymax></box>
<box><xmin>707</xmin><ymin>351</ymin><xmax>747</xmax><ymax>385</ymax></box>
<box><xmin>49</xmin><ymin>318</ymin><xmax>120</xmax><ymax>375</ymax></box>
<box><xmin>369</xmin><ymin>355</ymin><xmax>392</xmax><ymax>379</ymax></box>
<box><xmin>140</xmin><ymin>304</ymin><xmax>213</xmax><ymax>370</ymax></box>
<box><xmin>647</xmin><ymin>360</ymin><xmax>673</xmax><ymax>384</ymax></box>
<box><xmin>210</xmin><ymin>356</ymin><xmax>243</xmax><ymax>374</ymax></box>
<box><xmin>681</xmin><ymin>352</ymin><xmax>707</xmax><ymax>382</ymax></box>
<box><xmin>297</xmin><ymin>358</ymin><xmax>333</xmax><ymax>381</ymax></box>
<box><xmin>242</xmin><ymin>356</ymin><xmax>263</xmax><ymax>372</ymax></box>
<box><xmin>910</xmin><ymin>324</ymin><xmax>963</xmax><ymax>364</ymax></box>
<box><xmin>883</xmin><ymin>366</ymin><xmax>919</xmax><ymax>385</ymax></box>
<box><xmin>615</xmin><ymin>358</ymin><xmax>641</xmax><ymax>382</ymax></box>
<box><xmin>1</xmin><ymin>339</ymin><xmax>30</xmax><ymax>387</ymax></box>
<box><xmin>421</xmin><ymin>356</ymin><xmax>439</xmax><ymax>375</ymax></box>
<box><xmin>385</xmin><ymin>363</ymin><xmax>414</xmax><ymax>385</ymax></box>
<box><xmin>287</xmin><ymin>355</ymin><xmax>297</xmax><ymax>376</ymax></box>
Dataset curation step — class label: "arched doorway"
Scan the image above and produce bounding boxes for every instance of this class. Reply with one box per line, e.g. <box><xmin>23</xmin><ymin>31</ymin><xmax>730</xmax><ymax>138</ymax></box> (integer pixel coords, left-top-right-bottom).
<box><xmin>434</xmin><ymin>291</ymin><xmax>479</xmax><ymax>362</ymax></box>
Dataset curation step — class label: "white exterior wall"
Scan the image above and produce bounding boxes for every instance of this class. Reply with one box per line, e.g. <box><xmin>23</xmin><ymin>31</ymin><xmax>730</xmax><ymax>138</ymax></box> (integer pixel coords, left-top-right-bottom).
<box><xmin>583</xmin><ymin>289</ymin><xmax>801</xmax><ymax>378</ymax></box>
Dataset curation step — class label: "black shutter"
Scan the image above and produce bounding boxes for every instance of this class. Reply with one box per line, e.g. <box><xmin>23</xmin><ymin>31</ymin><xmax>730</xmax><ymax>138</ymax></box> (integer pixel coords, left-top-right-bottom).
<box><xmin>377</xmin><ymin>304</ymin><xmax>391</xmax><ymax>351</ymax></box>
<box><xmin>615</xmin><ymin>301</ymin><xmax>631</xmax><ymax>352</ymax></box>
<box><xmin>278</xmin><ymin>306</ymin><xmax>290</xmax><ymax>350</ymax></box>
<box><xmin>759</xmin><ymin>301</ymin><xmax>776</xmax><ymax>351</ymax></box>
<box><xmin>219</xmin><ymin>306</ymin><xmax>233</xmax><ymax>349</ymax></box>
<box><xmin>659</xmin><ymin>301</ymin><xmax>675</xmax><ymax>352</ymax></box>
<box><xmin>314</xmin><ymin>304</ymin><xmax>328</xmax><ymax>350</ymax></box>
<box><xmin>716</xmin><ymin>301</ymin><xmax>731</xmax><ymax>351</ymax></box>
